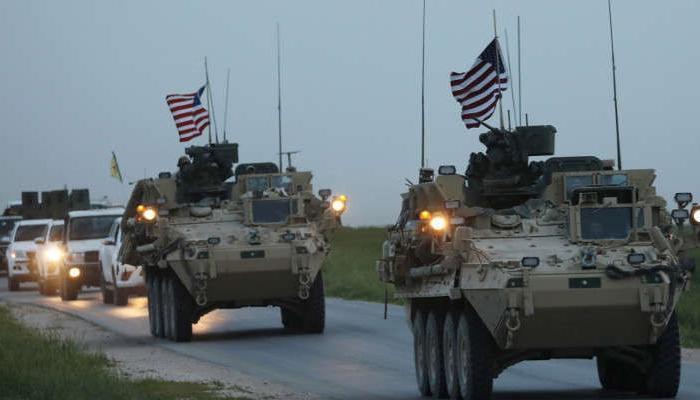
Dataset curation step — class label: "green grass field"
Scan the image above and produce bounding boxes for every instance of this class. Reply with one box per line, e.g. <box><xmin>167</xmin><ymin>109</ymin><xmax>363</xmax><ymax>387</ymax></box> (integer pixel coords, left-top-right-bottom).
<box><xmin>324</xmin><ymin>227</ymin><xmax>700</xmax><ymax>348</ymax></box>
<box><xmin>0</xmin><ymin>305</ymin><xmax>247</xmax><ymax>400</ymax></box>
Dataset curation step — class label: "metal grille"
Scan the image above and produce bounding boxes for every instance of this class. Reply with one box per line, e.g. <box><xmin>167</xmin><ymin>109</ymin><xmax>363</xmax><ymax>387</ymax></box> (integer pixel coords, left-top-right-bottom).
<box><xmin>84</xmin><ymin>251</ymin><xmax>99</xmax><ymax>263</ymax></box>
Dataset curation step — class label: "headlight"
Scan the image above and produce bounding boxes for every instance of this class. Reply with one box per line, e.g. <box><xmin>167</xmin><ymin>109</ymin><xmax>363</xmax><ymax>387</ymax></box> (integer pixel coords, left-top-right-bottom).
<box><xmin>331</xmin><ymin>195</ymin><xmax>347</xmax><ymax>213</ymax></box>
<box><xmin>691</xmin><ymin>206</ymin><xmax>700</xmax><ymax>225</ymax></box>
<box><xmin>11</xmin><ymin>250</ymin><xmax>26</xmax><ymax>259</ymax></box>
<box><xmin>68</xmin><ymin>267</ymin><xmax>81</xmax><ymax>278</ymax></box>
<box><xmin>45</xmin><ymin>247</ymin><xmax>64</xmax><ymax>263</ymax></box>
<box><xmin>137</xmin><ymin>204</ymin><xmax>158</xmax><ymax>221</ymax></box>
<box><xmin>429</xmin><ymin>214</ymin><xmax>448</xmax><ymax>231</ymax></box>
<box><xmin>419</xmin><ymin>210</ymin><xmax>431</xmax><ymax>220</ymax></box>
<box><xmin>68</xmin><ymin>252</ymin><xmax>85</xmax><ymax>263</ymax></box>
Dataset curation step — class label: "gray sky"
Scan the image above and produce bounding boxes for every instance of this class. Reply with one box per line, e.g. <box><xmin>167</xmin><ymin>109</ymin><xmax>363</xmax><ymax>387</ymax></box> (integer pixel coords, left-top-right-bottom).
<box><xmin>1</xmin><ymin>1</ymin><xmax>698</xmax><ymax>226</ymax></box>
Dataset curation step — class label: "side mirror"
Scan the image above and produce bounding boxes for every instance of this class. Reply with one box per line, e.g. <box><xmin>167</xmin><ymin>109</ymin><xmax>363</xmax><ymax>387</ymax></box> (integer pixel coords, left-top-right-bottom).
<box><xmin>674</xmin><ymin>192</ymin><xmax>693</xmax><ymax>208</ymax></box>
<box><xmin>318</xmin><ymin>189</ymin><xmax>332</xmax><ymax>200</ymax></box>
<box><xmin>102</xmin><ymin>239</ymin><xmax>116</xmax><ymax>246</ymax></box>
<box><xmin>34</xmin><ymin>237</ymin><xmax>46</xmax><ymax>245</ymax></box>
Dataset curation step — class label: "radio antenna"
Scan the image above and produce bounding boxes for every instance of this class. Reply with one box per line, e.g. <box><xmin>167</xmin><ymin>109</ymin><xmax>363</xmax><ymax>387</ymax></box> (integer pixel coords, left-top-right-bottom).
<box><xmin>504</xmin><ymin>28</ymin><xmax>517</xmax><ymax>129</ymax></box>
<box><xmin>517</xmin><ymin>16</ymin><xmax>523</xmax><ymax>126</ymax></box>
<box><xmin>607</xmin><ymin>0</ymin><xmax>623</xmax><ymax>170</ymax></box>
<box><xmin>420</xmin><ymin>0</ymin><xmax>427</xmax><ymax>168</ymax></box>
<box><xmin>223</xmin><ymin>68</ymin><xmax>230</xmax><ymax>142</ymax></box>
<box><xmin>276</xmin><ymin>23</ymin><xmax>283</xmax><ymax>171</ymax></box>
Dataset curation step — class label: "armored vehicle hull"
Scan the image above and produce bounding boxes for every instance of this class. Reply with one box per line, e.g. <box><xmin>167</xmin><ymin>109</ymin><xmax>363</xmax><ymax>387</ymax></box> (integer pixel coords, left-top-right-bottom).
<box><xmin>122</xmin><ymin>143</ymin><xmax>345</xmax><ymax>342</ymax></box>
<box><xmin>378</xmin><ymin>126</ymin><xmax>695</xmax><ymax>399</ymax></box>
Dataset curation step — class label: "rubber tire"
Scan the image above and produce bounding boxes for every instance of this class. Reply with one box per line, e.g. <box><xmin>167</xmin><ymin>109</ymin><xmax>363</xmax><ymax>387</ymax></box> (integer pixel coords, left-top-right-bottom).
<box><xmin>300</xmin><ymin>271</ymin><xmax>325</xmax><ymax>334</ymax></box>
<box><xmin>163</xmin><ymin>274</ymin><xmax>193</xmax><ymax>342</ymax></box>
<box><xmin>7</xmin><ymin>275</ymin><xmax>19</xmax><ymax>291</ymax></box>
<box><xmin>281</xmin><ymin>306</ymin><xmax>302</xmax><ymax>331</ymax></box>
<box><xmin>113</xmin><ymin>286</ymin><xmax>128</xmax><ymax>306</ymax></box>
<box><xmin>596</xmin><ymin>355</ymin><xmax>644</xmax><ymax>392</ymax></box>
<box><xmin>646</xmin><ymin>312</ymin><xmax>681</xmax><ymax>398</ymax></box>
<box><xmin>413</xmin><ymin>308</ymin><xmax>431</xmax><ymax>397</ymax></box>
<box><xmin>59</xmin><ymin>275</ymin><xmax>78</xmax><ymax>301</ymax></box>
<box><xmin>442</xmin><ymin>311</ymin><xmax>460</xmax><ymax>399</ymax></box>
<box><xmin>456</xmin><ymin>309</ymin><xmax>494</xmax><ymax>400</ymax></box>
<box><xmin>148</xmin><ymin>272</ymin><xmax>165</xmax><ymax>338</ymax></box>
<box><xmin>161</xmin><ymin>275</ymin><xmax>172</xmax><ymax>340</ymax></box>
<box><xmin>100</xmin><ymin>273</ymin><xmax>114</xmax><ymax>305</ymax></box>
<box><xmin>427</xmin><ymin>310</ymin><xmax>448</xmax><ymax>398</ymax></box>
<box><xmin>38</xmin><ymin>280</ymin><xmax>47</xmax><ymax>295</ymax></box>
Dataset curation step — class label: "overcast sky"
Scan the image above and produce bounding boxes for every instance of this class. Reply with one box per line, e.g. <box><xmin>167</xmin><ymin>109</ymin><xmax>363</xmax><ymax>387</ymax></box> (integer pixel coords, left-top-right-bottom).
<box><xmin>1</xmin><ymin>1</ymin><xmax>698</xmax><ymax>226</ymax></box>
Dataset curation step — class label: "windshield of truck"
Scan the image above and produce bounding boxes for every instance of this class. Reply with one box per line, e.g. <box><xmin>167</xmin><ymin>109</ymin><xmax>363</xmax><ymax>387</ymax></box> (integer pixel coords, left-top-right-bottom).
<box><xmin>0</xmin><ymin>219</ymin><xmax>19</xmax><ymax>238</ymax></box>
<box><xmin>580</xmin><ymin>207</ymin><xmax>632</xmax><ymax>240</ymax></box>
<box><xmin>68</xmin><ymin>216</ymin><xmax>120</xmax><ymax>240</ymax></box>
<box><xmin>251</xmin><ymin>199</ymin><xmax>292</xmax><ymax>224</ymax></box>
<box><xmin>247</xmin><ymin>176</ymin><xmax>269</xmax><ymax>192</ymax></box>
<box><xmin>600</xmin><ymin>174</ymin><xmax>628</xmax><ymax>186</ymax></box>
<box><xmin>565</xmin><ymin>175</ymin><xmax>593</xmax><ymax>200</ymax></box>
<box><xmin>271</xmin><ymin>175</ymin><xmax>294</xmax><ymax>193</ymax></box>
<box><xmin>48</xmin><ymin>225</ymin><xmax>64</xmax><ymax>242</ymax></box>
<box><xmin>14</xmin><ymin>224</ymin><xmax>48</xmax><ymax>242</ymax></box>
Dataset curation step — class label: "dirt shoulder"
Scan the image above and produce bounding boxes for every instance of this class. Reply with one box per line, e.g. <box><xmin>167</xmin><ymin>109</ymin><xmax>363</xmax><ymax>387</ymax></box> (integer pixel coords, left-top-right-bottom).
<box><xmin>5</xmin><ymin>302</ymin><xmax>316</xmax><ymax>400</ymax></box>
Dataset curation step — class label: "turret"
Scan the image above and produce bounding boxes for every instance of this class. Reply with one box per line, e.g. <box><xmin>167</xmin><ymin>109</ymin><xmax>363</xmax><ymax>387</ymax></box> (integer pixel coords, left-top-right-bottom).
<box><xmin>176</xmin><ymin>142</ymin><xmax>239</xmax><ymax>203</ymax></box>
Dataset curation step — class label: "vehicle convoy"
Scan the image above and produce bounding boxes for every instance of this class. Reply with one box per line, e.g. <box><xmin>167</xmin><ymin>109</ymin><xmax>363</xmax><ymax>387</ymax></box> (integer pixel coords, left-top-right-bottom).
<box><xmin>377</xmin><ymin>124</ymin><xmax>697</xmax><ymax>399</ymax></box>
<box><xmin>0</xmin><ymin>215</ymin><xmax>22</xmax><ymax>272</ymax></box>
<box><xmin>60</xmin><ymin>208</ymin><xmax>125</xmax><ymax>301</ymax></box>
<box><xmin>119</xmin><ymin>142</ymin><xmax>347</xmax><ymax>342</ymax></box>
<box><xmin>35</xmin><ymin>220</ymin><xmax>65</xmax><ymax>295</ymax></box>
<box><xmin>6</xmin><ymin>219</ymin><xmax>50</xmax><ymax>291</ymax></box>
<box><xmin>99</xmin><ymin>217</ymin><xmax>145</xmax><ymax>306</ymax></box>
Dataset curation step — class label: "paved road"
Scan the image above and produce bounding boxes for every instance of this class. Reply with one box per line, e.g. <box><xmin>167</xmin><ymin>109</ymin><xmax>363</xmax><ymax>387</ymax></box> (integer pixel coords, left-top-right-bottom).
<box><xmin>1</xmin><ymin>277</ymin><xmax>699</xmax><ymax>400</ymax></box>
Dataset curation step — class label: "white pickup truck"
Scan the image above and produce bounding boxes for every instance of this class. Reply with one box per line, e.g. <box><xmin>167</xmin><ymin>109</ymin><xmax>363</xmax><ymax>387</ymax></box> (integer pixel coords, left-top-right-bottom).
<box><xmin>60</xmin><ymin>208</ymin><xmax>124</xmax><ymax>301</ymax></box>
<box><xmin>99</xmin><ymin>217</ymin><xmax>145</xmax><ymax>306</ymax></box>
<box><xmin>6</xmin><ymin>219</ymin><xmax>51</xmax><ymax>291</ymax></box>
<box><xmin>35</xmin><ymin>220</ymin><xmax>65</xmax><ymax>295</ymax></box>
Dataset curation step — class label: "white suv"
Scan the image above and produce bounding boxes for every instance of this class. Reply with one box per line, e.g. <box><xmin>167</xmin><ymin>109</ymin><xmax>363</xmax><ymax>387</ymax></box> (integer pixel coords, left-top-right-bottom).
<box><xmin>35</xmin><ymin>220</ymin><xmax>65</xmax><ymax>296</ymax></box>
<box><xmin>7</xmin><ymin>219</ymin><xmax>51</xmax><ymax>291</ymax></box>
<box><xmin>99</xmin><ymin>217</ymin><xmax>145</xmax><ymax>306</ymax></box>
<box><xmin>60</xmin><ymin>208</ymin><xmax>124</xmax><ymax>301</ymax></box>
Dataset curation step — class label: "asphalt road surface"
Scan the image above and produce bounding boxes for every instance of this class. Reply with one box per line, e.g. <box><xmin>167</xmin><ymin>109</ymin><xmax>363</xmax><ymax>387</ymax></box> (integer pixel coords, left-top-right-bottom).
<box><xmin>1</xmin><ymin>277</ymin><xmax>699</xmax><ymax>400</ymax></box>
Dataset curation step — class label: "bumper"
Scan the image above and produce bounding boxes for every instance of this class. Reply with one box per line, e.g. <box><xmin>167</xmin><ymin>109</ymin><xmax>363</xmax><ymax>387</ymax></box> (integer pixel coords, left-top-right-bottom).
<box><xmin>8</xmin><ymin>260</ymin><xmax>38</xmax><ymax>281</ymax></box>
<box><xmin>115</xmin><ymin>266</ymin><xmax>145</xmax><ymax>289</ymax></box>
<box><xmin>65</xmin><ymin>262</ymin><xmax>101</xmax><ymax>287</ymax></box>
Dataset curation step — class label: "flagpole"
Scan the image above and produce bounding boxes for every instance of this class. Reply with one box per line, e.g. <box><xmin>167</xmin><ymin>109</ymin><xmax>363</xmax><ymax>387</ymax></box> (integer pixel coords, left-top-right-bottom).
<box><xmin>607</xmin><ymin>0</ymin><xmax>622</xmax><ymax>170</ymax></box>
<box><xmin>276</xmin><ymin>22</ymin><xmax>283</xmax><ymax>171</ymax></box>
<box><xmin>493</xmin><ymin>10</ymin><xmax>504</xmax><ymax>130</ymax></box>
<box><xmin>420</xmin><ymin>0</ymin><xmax>426</xmax><ymax>168</ymax></box>
<box><xmin>204</xmin><ymin>57</ymin><xmax>219</xmax><ymax>144</ymax></box>
<box><xmin>223</xmin><ymin>68</ymin><xmax>231</xmax><ymax>142</ymax></box>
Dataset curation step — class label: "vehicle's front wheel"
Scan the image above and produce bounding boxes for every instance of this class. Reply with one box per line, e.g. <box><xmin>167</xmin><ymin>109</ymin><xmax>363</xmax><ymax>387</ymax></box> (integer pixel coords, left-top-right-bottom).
<box><xmin>7</xmin><ymin>275</ymin><xmax>19</xmax><ymax>291</ymax></box>
<box><xmin>162</xmin><ymin>273</ymin><xmax>193</xmax><ymax>342</ymax></box>
<box><xmin>645</xmin><ymin>312</ymin><xmax>681</xmax><ymax>398</ymax></box>
<box><xmin>596</xmin><ymin>355</ymin><xmax>644</xmax><ymax>392</ymax></box>
<box><xmin>147</xmin><ymin>271</ymin><xmax>165</xmax><ymax>338</ymax></box>
<box><xmin>112</xmin><ymin>267</ymin><xmax>128</xmax><ymax>306</ymax></box>
<box><xmin>100</xmin><ymin>271</ymin><xmax>114</xmax><ymax>304</ymax></box>
<box><xmin>426</xmin><ymin>309</ymin><xmax>448</xmax><ymax>398</ymax></box>
<box><xmin>456</xmin><ymin>308</ymin><xmax>494</xmax><ymax>400</ymax></box>
<box><xmin>413</xmin><ymin>308</ymin><xmax>431</xmax><ymax>397</ymax></box>
<box><xmin>300</xmin><ymin>271</ymin><xmax>325</xmax><ymax>333</ymax></box>
<box><xmin>59</xmin><ymin>274</ymin><xmax>78</xmax><ymax>301</ymax></box>
<box><xmin>442</xmin><ymin>310</ymin><xmax>460</xmax><ymax>399</ymax></box>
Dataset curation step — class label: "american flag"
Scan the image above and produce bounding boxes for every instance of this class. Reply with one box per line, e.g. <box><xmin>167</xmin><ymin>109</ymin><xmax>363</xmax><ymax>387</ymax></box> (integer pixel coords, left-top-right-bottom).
<box><xmin>450</xmin><ymin>39</ymin><xmax>508</xmax><ymax>129</ymax></box>
<box><xmin>166</xmin><ymin>86</ymin><xmax>210</xmax><ymax>142</ymax></box>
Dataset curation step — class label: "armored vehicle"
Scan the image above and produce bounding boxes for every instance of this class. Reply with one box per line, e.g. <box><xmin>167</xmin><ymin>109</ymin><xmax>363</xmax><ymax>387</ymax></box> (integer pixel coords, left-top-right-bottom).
<box><xmin>120</xmin><ymin>142</ymin><xmax>347</xmax><ymax>342</ymax></box>
<box><xmin>377</xmin><ymin>125</ymin><xmax>696</xmax><ymax>399</ymax></box>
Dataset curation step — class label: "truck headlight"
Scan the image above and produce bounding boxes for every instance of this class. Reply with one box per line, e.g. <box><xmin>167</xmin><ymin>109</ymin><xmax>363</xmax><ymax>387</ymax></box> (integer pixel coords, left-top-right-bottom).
<box><xmin>45</xmin><ymin>247</ymin><xmax>64</xmax><ymax>263</ymax></box>
<box><xmin>137</xmin><ymin>204</ymin><xmax>158</xmax><ymax>222</ymax></box>
<box><xmin>691</xmin><ymin>206</ymin><xmax>700</xmax><ymax>225</ymax></box>
<box><xmin>429</xmin><ymin>214</ymin><xmax>448</xmax><ymax>231</ymax></box>
<box><xmin>68</xmin><ymin>267</ymin><xmax>81</xmax><ymax>278</ymax></box>
<box><xmin>331</xmin><ymin>195</ymin><xmax>347</xmax><ymax>213</ymax></box>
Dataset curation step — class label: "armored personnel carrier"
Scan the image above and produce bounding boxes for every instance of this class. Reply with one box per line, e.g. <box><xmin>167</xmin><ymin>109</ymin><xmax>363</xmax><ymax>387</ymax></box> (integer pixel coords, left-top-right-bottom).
<box><xmin>120</xmin><ymin>142</ymin><xmax>347</xmax><ymax>342</ymax></box>
<box><xmin>377</xmin><ymin>125</ymin><xmax>696</xmax><ymax>399</ymax></box>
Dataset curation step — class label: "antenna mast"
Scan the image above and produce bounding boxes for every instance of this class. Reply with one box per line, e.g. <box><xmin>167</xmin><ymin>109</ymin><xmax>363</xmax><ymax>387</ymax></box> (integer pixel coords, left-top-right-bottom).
<box><xmin>204</xmin><ymin>57</ymin><xmax>219</xmax><ymax>144</ymax></box>
<box><xmin>608</xmin><ymin>0</ymin><xmax>622</xmax><ymax>170</ymax></box>
<box><xmin>420</xmin><ymin>0</ymin><xmax>426</xmax><ymax>168</ymax></box>
<box><xmin>276</xmin><ymin>23</ymin><xmax>283</xmax><ymax>171</ymax></box>
<box><xmin>517</xmin><ymin>16</ymin><xmax>522</xmax><ymax>126</ymax></box>
<box><xmin>493</xmin><ymin>10</ymin><xmax>504</xmax><ymax>130</ymax></box>
<box><xmin>504</xmin><ymin>29</ymin><xmax>517</xmax><ymax>128</ymax></box>
<box><xmin>223</xmin><ymin>68</ymin><xmax>231</xmax><ymax>142</ymax></box>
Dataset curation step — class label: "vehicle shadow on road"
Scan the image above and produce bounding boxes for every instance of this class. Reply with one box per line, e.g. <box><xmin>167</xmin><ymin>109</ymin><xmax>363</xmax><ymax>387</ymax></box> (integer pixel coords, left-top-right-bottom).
<box><xmin>494</xmin><ymin>389</ymin><xmax>642</xmax><ymax>399</ymax></box>
<box><xmin>194</xmin><ymin>327</ymin><xmax>300</xmax><ymax>342</ymax></box>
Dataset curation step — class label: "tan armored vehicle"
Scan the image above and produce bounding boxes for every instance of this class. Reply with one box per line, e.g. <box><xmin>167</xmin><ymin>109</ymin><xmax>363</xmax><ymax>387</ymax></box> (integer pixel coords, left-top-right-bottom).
<box><xmin>120</xmin><ymin>143</ymin><xmax>346</xmax><ymax>342</ymax></box>
<box><xmin>377</xmin><ymin>125</ymin><xmax>696</xmax><ymax>399</ymax></box>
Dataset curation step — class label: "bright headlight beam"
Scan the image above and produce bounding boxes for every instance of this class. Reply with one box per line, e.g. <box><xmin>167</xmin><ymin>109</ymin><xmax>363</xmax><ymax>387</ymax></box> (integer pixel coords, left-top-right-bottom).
<box><xmin>429</xmin><ymin>215</ymin><xmax>448</xmax><ymax>231</ymax></box>
<box><xmin>692</xmin><ymin>208</ymin><xmax>700</xmax><ymax>224</ymax></box>
<box><xmin>45</xmin><ymin>247</ymin><xmax>63</xmax><ymax>262</ymax></box>
<box><xmin>331</xmin><ymin>200</ymin><xmax>345</xmax><ymax>212</ymax></box>
<box><xmin>142</xmin><ymin>207</ymin><xmax>157</xmax><ymax>221</ymax></box>
<box><xmin>68</xmin><ymin>267</ymin><xmax>81</xmax><ymax>278</ymax></box>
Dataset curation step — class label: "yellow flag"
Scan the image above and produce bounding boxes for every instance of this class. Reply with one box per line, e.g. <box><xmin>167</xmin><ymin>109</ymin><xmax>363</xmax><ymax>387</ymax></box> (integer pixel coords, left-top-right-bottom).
<box><xmin>110</xmin><ymin>151</ymin><xmax>123</xmax><ymax>183</ymax></box>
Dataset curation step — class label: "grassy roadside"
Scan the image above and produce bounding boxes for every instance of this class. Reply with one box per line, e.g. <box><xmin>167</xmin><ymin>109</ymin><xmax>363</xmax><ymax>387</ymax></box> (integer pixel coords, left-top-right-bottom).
<box><xmin>323</xmin><ymin>227</ymin><xmax>700</xmax><ymax>348</ymax></box>
<box><xmin>0</xmin><ymin>305</ymin><xmax>247</xmax><ymax>400</ymax></box>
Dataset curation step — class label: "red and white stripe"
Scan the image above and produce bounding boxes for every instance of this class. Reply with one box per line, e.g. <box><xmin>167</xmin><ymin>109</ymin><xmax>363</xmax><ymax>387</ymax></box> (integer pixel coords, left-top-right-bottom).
<box><xmin>450</xmin><ymin>60</ymin><xmax>508</xmax><ymax>129</ymax></box>
<box><xmin>165</xmin><ymin>91</ymin><xmax>209</xmax><ymax>142</ymax></box>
